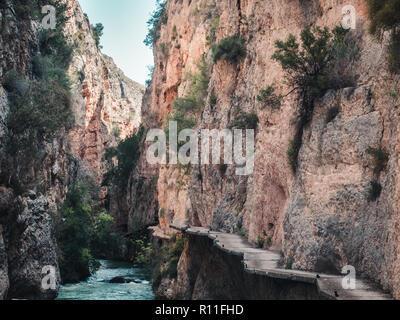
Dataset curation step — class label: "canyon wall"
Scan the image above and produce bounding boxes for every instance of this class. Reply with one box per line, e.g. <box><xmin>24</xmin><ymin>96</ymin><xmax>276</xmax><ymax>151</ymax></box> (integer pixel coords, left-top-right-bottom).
<box><xmin>129</xmin><ymin>0</ymin><xmax>400</xmax><ymax>299</ymax></box>
<box><xmin>0</xmin><ymin>0</ymin><xmax>143</xmax><ymax>299</ymax></box>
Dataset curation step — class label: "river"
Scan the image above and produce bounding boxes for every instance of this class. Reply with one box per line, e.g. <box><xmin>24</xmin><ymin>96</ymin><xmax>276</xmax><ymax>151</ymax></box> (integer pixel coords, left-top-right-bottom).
<box><xmin>56</xmin><ymin>260</ymin><xmax>155</xmax><ymax>300</ymax></box>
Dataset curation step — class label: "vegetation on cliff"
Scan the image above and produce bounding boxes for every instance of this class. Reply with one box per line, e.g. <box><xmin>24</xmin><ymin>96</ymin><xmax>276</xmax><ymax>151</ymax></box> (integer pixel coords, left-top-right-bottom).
<box><xmin>151</xmin><ymin>236</ymin><xmax>186</xmax><ymax>289</ymax></box>
<box><xmin>144</xmin><ymin>0</ymin><xmax>168</xmax><ymax>48</ymax></box>
<box><xmin>366</xmin><ymin>0</ymin><xmax>400</xmax><ymax>73</ymax></box>
<box><xmin>56</xmin><ymin>182</ymin><xmax>122</xmax><ymax>284</ymax></box>
<box><xmin>271</xmin><ymin>26</ymin><xmax>358</xmax><ymax>172</ymax></box>
<box><xmin>212</xmin><ymin>35</ymin><xmax>247</xmax><ymax>64</ymax></box>
<box><xmin>166</xmin><ymin>56</ymin><xmax>210</xmax><ymax>135</ymax></box>
<box><xmin>102</xmin><ymin>127</ymin><xmax>144</xmax><ymax>189</ymax></box>
<box><xmin>0</xmin><ymin>0</ymin><xmax>73</xmax><ymax>194</ymax></box>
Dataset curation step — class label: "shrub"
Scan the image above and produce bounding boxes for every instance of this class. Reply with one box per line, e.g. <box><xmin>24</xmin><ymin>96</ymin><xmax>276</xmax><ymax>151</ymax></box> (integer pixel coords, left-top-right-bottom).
<box><xmin>285</xmin><ymin>256</ymin><xmax>294</xmax><ymax>270</ymax></box>
<box><xmin>91</xmin><ymin>23</ymin><xmax>104</xmax><ymax>49</ymax></box>
<box><xmin>257</xmin><ymin>238</ymin><xmax>265</xmax><ymax>249</ymax></box>
<box><xmin>368</xmin><ymin>180</ymin><xmax>382</xmax><ymax>201</ymax></box>
<box><xmin>257</xmin><ymin>86</ymin><xmax>282</xmax><ymax>110</ymax></box>
<box><xmin>102</xmin><ymin>127</ymin><xmax>144</xmax><ymax>188</ymax></box>
<box><xmin>167</xmin><ymin>57</ymin><xmax>210</xmax><ymax>136</ymax></box>
<box><xmin>265</xmin><ymin>236</ymin><xmax>272</xmax><ymax>248</ymax></box>
<box><xmin>5</xmin><ymin>77</ymin><xmax>73</xmax><ymax>166</ymax></box>
<box><xmin>273</xmin><ymin>26</ymin><xmax>355</xmax><ymax>173</ymax></box>
<box><xmin>367</xmin><ymin>147</ymin><xmax>389</xmax><ymax>174</ymax></box>
<box><xmin>366</xmin><ymin>0</ymin><xmax>400</xmax><ymax>73</ymax></box>
<box><xmin>206</xmin><ymin>17</ymin><xmax>220</xmax><ymax>46</ymax></box>
<box><xmin>159</xmin><ymin>42</ymin><xmax>169</xmax><ymax>56</ymax></box>
<box><xmin>212</xmin><ymin>35</ymin><xmax>246</xmax><ymax>64</ymax></box>
<box><xmin>57</xmin><ymin>182</ymin><xmax>121</xmax><ymax>283</ymax></box>
<box><xmin>150</xmin><ymin>236</ymin><xmax>186</xmax><ymax>288</ymax></box>
<box><xmin>56</xmin><ymin>183</ymin><xmax>99</xmax><ymax>284</ymax></box>
<box><xmin>144</xmin><ymin>0</ymin><xmax>168</xmax><ymax>48</ymax></box>
<box><xmin>326</xmin><ymin>106</ymin><xmax>340</xmax><ymax>123</ymax></box>
<box><xmin>231</xmin><ymin>109</ymin><xmax>259</xmax><ymax>130</ymax></box>
<box><xmin>1</xmin><ymin>70</ymin><xmax>28</xmax><ymax>95</ymax></box>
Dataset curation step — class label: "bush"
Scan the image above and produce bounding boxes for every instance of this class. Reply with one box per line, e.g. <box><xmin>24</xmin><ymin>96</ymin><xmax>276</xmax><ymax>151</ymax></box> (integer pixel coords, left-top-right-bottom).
<box><xmin>257</xmin><ymin>86</ymin><xmax>282</xmax><ymax>110</ymax></box>
<box><xmin>1</xmin><ymin>70</ymin><xmax>28</xmax><ymax>95</ymax></box>
<box><xmin>366</xmin><ymin>0</ymin><xmax>400</xmax><ymax>73</ymax></box>
<box><xmin>150</xmin><ymin>236</ymin><xmax>186</xmax><ymax>288</ymax></box>
<box><xmin>167</xmin><ymin>57</ymin><xmax>210</xmax><ymax>135</ymax></box>
<box><xmin>212</xmin><ymin>35</ymin><xmax>246</xmax><ymax>64</ymax></box>
<box><xmin>56</xmin><ymin>182</ymin><xmax>121</xmax><ymax>283</ymax></box>
<box><xmin>368</xmin><ymin>180</ymin><xmax>382</xmax><ymax>202</ymax></box>
<box><xmin>273</xmin><ymin>26</ymin><xmax>356</xmax><ymax>173</ymax></box>
<box><xmin>56</xmin><ymin>183</ymin><xmax>99</xmax><ymax>284</ymax></box>
<box><xmin>285</xmin><ymin>256</ymin><xmax>294</xmax><ymax>270</ymax></box>
<box><xmin>367</xmin><ymin>147</ymin><xmax>389</xmax><ymax>174</ymax></box>
<box><xmin>102</xmin><ymin>127</ymin><xmax>144</xmax><ymax>188</ymax></box>
<box><xmin>144</xmin><ymin>0</ymin><xmax>168</xmax><ymax>48</ymax></box>
<box><xmin>231</xmin><ymin>110</ymin><xmax>259</xmax><ymax>130</ymax></box>
<box><xmin>206</xmin><ymin>17</ymin><xmax>220</xmax><ymax>46</ymax></box>
<box><xmin>91</xmin><ymin>23</ymin><xmax>104</xmax><ymax>49</ymax></box>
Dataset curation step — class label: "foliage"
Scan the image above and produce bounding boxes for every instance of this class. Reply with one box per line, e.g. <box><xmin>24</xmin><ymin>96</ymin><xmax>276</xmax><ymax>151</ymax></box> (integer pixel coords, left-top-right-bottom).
<box><xmin>102</xmin><ymin>127</ymin><xmax>144</xmax><ymax>188</ymax></box>
<box><xmin>231</xmin><ymin>109</ymin><xmax>259</xmax><ymax>130</ymax></box>
<box><xmin>212</xmin><ymin>35</ymin><xmax>246</xmax><ymax>64</ymax></box>
<box><xmin>273</xmin><ymin>26</ymin><xmax>356</xmax><ymax>173</ymax></box>
<box><xmin>56</xmin><ymin>183</ymin><xmax>98</xmax><ymax>284</ymax></box>
<box><xmin>206</xmin><ymin>17</ymin><xmax>220</xmax><ymax>46</ymax></box>
<box><xmin>56</xmin><ymin>182</ymin><xmax>121</xmax><ymax>283</ymax></box>
<box><xmin>167</xmin><ymin>57</ymin><xmax>210</xmax><ymax>134</ymax></box>
<box><xmin>144</xmin><ymin>0</ymin><xmax>168</xmax><ymax>48</ymax></box>
<box><xmin>151</xmin><ymin>236</ymin><xmax>187</xmax><ymax>289</ymax></box>
<box><xmin>367</xmin><ymin>147</ymin><xmax>389</xmax><ymax>174</ymax></box>
<box><xmin>91</xmin><ymin>23</ymin><xmax>104</xmax><ymax>49</ymax></box>
<box><xmin>257</xmin><ymin>86</ymin><xmax>282</xmax><ymax>110</ymax></box>
<box><xmin>285</xmin><ymin>256</ymin><xmax>294</xmax><ymax>270</ymax></box>
<box><xmin>133</xmin><ymin>239</ymin><xmax>153</xmax><ymax>267</ymax></box>
<box><xmin>366</xmin><ymin>0</ymin><xmax>400</xmax><ymax>72</ymax></box>
<box><xmin>368</xmin><ymin>180</ymin><xmax>382</xmax><ymax>201</ymax></box>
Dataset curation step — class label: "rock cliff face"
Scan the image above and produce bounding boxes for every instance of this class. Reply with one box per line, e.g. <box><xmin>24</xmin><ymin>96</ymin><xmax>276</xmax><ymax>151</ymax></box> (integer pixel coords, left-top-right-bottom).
<box><xmin>0</xmin><ymin>0</ymin><xmax>143</xmax><ymax>299</ymax></box>
<box><xmin>127</xmin><ymin>0</ymin><xmax>400</xmax><ymax>299</ymax></box>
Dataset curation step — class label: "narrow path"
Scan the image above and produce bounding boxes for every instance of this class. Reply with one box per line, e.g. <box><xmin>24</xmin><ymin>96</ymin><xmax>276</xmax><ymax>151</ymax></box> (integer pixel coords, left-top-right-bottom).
<box><xmin>171</xmin><ymin>225</ymin><xmax>392</xmax><ymax>300</ymax></box>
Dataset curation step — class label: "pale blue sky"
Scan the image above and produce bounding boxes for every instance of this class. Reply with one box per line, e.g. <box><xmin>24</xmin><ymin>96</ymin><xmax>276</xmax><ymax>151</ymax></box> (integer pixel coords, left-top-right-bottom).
<box><xmin>79</xmin><ymin>0</ymin><xmax>157</xmax><ymax>85</ymax></box>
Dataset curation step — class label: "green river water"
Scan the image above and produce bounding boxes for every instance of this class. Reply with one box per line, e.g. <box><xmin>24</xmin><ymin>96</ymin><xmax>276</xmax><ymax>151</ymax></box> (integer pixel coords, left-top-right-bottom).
<box><xmin>56</xmin><ymin>260</ymin><xmax>155</xmax><ymax>300</ymax></box>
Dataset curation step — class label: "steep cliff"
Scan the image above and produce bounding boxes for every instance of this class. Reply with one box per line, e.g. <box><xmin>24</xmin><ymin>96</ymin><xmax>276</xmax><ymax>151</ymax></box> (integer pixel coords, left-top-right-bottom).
<box><xmin>0</xmin><ymin>0</ymin><xmax>143</xmax><ymax>299</ymax></box>
<box><xmin>127</xmin><ymin>0</ymin><xmax>400</xmax><ymax>299</ymax></box>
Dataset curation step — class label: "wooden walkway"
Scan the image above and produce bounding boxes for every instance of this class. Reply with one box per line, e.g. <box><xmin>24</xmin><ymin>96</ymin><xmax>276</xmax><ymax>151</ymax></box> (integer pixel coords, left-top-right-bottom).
<box><xmin>171</xmin><ymin>225</ymin><xmax>393</xmax><ymax>300</ymax></box>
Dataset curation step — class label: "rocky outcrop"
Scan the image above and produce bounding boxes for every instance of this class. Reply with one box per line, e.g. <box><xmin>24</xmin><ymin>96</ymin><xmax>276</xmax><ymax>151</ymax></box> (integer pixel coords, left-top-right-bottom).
<box><xmin>5</xmin><ymin>194</ymin><xmax>60</xmax><ymax>300</ymax></box>
<box><xmin>65</xmin><ymin>0</ymin><xmax>144</xmax><ymax>178</ymax></box>
<box><xmin>128</xmin><ymin>0</ymin><xmax>400</xmax><ymax>299</ymax></box>
<box><xmin>0</xmin><ymin>0</ymin><xmax>143</xmax><ymax>299</ymax></box>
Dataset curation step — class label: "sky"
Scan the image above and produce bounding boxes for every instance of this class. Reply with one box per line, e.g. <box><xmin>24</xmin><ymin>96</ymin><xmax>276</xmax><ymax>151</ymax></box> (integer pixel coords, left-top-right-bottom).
<box><xmin>79</xmin><ymin>0</ymin><xmax>157</xmax><ymax>85</ymax></box>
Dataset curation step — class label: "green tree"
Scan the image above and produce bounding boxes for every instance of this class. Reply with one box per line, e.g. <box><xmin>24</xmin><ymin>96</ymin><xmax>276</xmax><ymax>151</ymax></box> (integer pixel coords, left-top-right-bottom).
<box><xmin>102</xmin><ymin>127</ymin><xmax>144</xmax><ymax>188</ymax></box>
<box><xmin>272</xmin><ymin>26</ymin><xmax>355</xmax><ymax>172</ymax></box>
<box><xmin>56</xmin><ymin>183</ymin><xmax>98</xmax><ymax>284</ymax></box>
<box><xmin>91</xmin><ymin>23</ymin><xmax>104</xmax><ymax>49</ymax></box>
<box><xmin>144</xmin><ymin>0</ymin><xmax>168</xmax><ymax>48</ymax></box>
